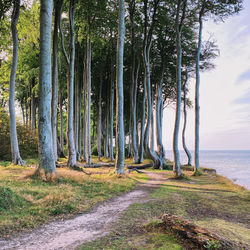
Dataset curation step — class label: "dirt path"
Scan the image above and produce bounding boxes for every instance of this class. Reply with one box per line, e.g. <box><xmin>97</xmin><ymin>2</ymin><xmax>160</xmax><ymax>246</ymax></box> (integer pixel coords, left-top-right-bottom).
<box><xmin>0</xmin><ymin>171</ymin><xmax>166</xmax><ymax>250</ymax></box>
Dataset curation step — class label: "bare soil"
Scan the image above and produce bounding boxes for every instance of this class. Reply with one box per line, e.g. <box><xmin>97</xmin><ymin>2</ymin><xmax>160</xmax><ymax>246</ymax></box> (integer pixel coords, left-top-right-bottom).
<box><xmin>0</xmin><ymin>171</ymin><xmax>166</xmax><ymax>250</ymax></box>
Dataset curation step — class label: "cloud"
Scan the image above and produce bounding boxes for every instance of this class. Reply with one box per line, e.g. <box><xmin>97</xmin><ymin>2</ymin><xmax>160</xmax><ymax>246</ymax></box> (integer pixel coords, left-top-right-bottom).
<box><xmin>232</xmin><ymin>89</ymin><xmax>250</xmax><ymax>105</ymax></box>
<box><xmin>237</xmin><ymin>69</ymin><xmax>250</xmax><ymax>82</ymax></box>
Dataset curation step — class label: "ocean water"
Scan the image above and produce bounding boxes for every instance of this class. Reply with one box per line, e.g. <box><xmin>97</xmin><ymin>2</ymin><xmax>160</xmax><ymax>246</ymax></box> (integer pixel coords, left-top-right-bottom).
<box><xmin>165</xmin><ymin>150</ymin><xmax>250</xmax><ymax>190</ymax></box>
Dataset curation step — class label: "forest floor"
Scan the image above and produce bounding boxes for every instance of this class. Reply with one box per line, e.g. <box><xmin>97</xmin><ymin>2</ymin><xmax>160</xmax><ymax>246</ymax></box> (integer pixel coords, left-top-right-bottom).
<box><xmin>0</xmin><ymin>159</ymin><xmax>249</xmax><ymax>249</ymax></box>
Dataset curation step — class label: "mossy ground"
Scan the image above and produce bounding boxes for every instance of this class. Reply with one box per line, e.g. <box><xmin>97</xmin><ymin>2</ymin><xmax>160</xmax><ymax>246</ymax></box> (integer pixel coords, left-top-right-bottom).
<box><xmin>0</xmin><ymin>158</ymin><xmax>146</xmax><ymax>237</ymax></box>
<box><xmin>79</xmin><ymin>170</ymin><xmax>250</xmax><ymax>249</ymax></box>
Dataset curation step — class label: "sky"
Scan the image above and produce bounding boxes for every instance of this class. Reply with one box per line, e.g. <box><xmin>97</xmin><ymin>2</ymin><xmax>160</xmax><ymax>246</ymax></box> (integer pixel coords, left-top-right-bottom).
<box><xmin>162</xmin><ymin>1</ymin><xmax>250</xmax><ymax>151</ymax></box>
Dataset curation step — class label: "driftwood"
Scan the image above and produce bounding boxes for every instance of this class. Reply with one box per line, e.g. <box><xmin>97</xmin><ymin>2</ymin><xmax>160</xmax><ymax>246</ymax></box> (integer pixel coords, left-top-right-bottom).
<box><xmin>161</xmin><ymin>213</ymin><xmax>247</xmax><ymax>249</ymax></box>
<box><xmin>127</xmin><ymin>163</ymin><xmax>153</xmax><ymax>170</ymax></box>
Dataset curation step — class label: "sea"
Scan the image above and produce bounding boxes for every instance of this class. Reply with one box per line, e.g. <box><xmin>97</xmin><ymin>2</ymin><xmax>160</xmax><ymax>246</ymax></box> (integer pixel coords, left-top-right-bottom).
<box><xmin>165</xmin><ymin>150</ymin><xmax>250</xmax><ymax>190</ymax></box>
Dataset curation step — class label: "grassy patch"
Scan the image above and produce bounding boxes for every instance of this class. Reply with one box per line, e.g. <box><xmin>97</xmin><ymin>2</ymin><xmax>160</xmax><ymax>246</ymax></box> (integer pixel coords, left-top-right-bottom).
<box><xmin>0</xmin><ymin>162</ymin><xmax>140</xmax><ymax>237</ymax></box>
<box><xmin>79</xmin><ymin>170</ymin><xmax>250</xmax><ymax>249</ymax></box>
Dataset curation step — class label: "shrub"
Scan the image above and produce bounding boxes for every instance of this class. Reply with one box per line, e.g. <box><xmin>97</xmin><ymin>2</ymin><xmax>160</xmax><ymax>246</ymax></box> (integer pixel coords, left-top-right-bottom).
<box><xmin>0</xmin><ymin>108</ymin><xmax>38</xmax><ymax>160</ymax></box>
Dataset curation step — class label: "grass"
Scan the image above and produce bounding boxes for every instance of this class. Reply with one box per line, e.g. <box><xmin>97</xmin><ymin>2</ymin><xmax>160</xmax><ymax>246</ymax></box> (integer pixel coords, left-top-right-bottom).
<box><xmin>79</xmin><ymin>169</ymin><xmax>250</xmax><ymax>249</ymax></box>
<box><xmin>0</xmin><ymin>159</ymin><xmax>146</xmax><ymax>237</ymax></box>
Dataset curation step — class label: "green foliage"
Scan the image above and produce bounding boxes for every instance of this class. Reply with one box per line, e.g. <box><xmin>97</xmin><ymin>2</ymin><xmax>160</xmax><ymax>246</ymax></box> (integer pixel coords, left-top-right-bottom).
<box><xmin>204</xmin><ymin>240</ymin><xmax>222</xmax><ymax>250</ymax></box>
<box><xmin>0</xmin><ymin>108</ymin><xmax>38</xmax><ymax>160</ymax></box>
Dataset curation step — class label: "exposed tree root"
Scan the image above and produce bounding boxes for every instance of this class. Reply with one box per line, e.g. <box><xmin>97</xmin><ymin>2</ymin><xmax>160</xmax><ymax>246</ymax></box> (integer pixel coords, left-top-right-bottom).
<box><xmin>161</xmin><ymin>213</ymin><xmax>247</xmax><ymax>250</ymax></box>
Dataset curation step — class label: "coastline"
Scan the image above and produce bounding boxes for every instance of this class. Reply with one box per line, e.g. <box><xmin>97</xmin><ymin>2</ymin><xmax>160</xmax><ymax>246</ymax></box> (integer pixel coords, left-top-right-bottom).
<box><xmin>166</xmin><ymin>150</ymin><xmax>250</xmax><ymax>191</ymax></box>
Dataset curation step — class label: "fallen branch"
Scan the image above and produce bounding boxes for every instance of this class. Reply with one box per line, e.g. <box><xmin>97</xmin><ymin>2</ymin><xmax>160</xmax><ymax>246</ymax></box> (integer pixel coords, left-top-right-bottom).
<box><xmin>128</xmin><ymin>169</ymin><xmax>144</xmax><ymax>173</ymax></box>
<box><xmin>127</xmin><ymin>163</ymin><xmax>153</xmax><ymax>170</ymax></box>
<box><xmin>78</xmin><ymin>163</ymin><xmax>115</xmax><ymax>168</ymax></box>
<box><xmin>161</xmin><ymin>213</ymin><xmax>247</xmax><ymax>249</ymax></box>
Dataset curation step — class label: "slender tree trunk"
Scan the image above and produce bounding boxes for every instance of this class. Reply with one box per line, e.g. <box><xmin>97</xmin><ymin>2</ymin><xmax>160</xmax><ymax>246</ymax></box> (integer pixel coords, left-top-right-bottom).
<box><xmin>51</xmin><ymin>0</ymin><xmax>63</xmax><ymax>162</ymax></box>
<box><xmin>155</xmin><ymin>66</ymin><xmax>166</xmax><ymax>169</ymax></box>
<box><xmin>97</xmin><ymin>73</ymin><xmax>103</xmax><ymax>161</ymax></box>
<box><xmin>82</xmin><ymin>50</ymin><xmax>87</xmax><ymax>161</ymax></box>
<box><xmin>109</xmin><ymin>52</ymin><xmax>114</xmax><ymax>161</ymax></box>
<box><xmin>31</xmin><ymin>78</ymin><xmax>36</xmax><ymax>130</ymax></box>
<box><xmin>139</xmin><ymin>76</ymin><xmax>146</xmax><ymax>163</ymax></box>
<box><xmin>115</xmin><ymin>0</ymin><xmax>125</xmax><ymax>174</ymax></box>
<box><xmin>150</xmin><ymin>89</ymin><xmax>154</xmax><ymax>151</ymax></box>
<box><xmin>173</xmin><ymin>0</ymin><xmax>186</xmax><ymax>177</ymax></box>
<box><xmin>9</xmin><ymin>0</ymin><xmax>25</xmax><ymax>166</ymax></box>
<box><xmin>38</xmin><ymin>0</ymin><xmax>56</xmax><ymax>176</ymax></box>
<box><xmin>59</xmin><ymin>92</ymin><xmax>64</xmax><ymax>153</ymax></box>
<box><xmin>86</xmin><ymin>34</ymin><xmax>92</xmax><ymax>165</ymax></box>
<box><xmin>67</xmin><ymin>0</ymin><xmax>77</xmax><ymax>167</ymax></box>
<box><xmin>182</xmin><ymin>72</ymin><xmax>192</xmax><ymax>166</ymax></box>
<box><xmin>105</xmin><ymin>97</ymin><xmax>110</xmax><ymax>158</ymax></box>
<box><xmin>195</xmin><ymin>10</ymin><xmax>203</xmax><ymax>172</ymax></box>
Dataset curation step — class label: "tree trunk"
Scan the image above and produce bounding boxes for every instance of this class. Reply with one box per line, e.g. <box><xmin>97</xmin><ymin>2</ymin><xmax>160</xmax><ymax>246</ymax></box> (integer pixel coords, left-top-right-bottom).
<box><xmin>51</xmin><ymin>0</ymin><xmax>63</xmax><ymax>162</ymax></box>
<box><xmin>31</xmin><ymin>78</ymin><xmax>36</xmax><ymax>130</ymax></box>
<box><xmin>173</xmin><ymin>0</ymin><xmax>186</xmax><ymax>177</ymax></box>
<box><xmin>105</xmin><ymin>96</ymin><xmax>110</xmax><ymax>158</ymax></box>
<box><xmin>139</xmin><ymin>76</ymin><xmax>146</xmax><ymax>163</ymax></box>
<box><xmin>67</xmin><ymin>0</ymin><xmax>77</xmax><ymax>167</ymax></box>
<box><xmin>150</xmin><ymin>89</ymin><xmax>154</xmax><ymax>151</ymax></box>
<box><xmin>97</xmin><ymin>73</ymin><xmax>103</xmax><ymax>161</ymax></box>
<box><xmin>155</xmin><ymin>66</ymin><xmax>166</xmax><ymax>169</ymax></box>
<box><xmin>86</xmin><ymin>34</ymin><xmax>92</xmax><ymax>165</ymax></box>
<box><xmin>182</xmin><ymin>72</ymin><xmax>192</xmax><ymax>166</ymax></box>
<box><xmin>109</xmin><ymin>53</ymin><xmax>114</xmax><ymax>161</ymax></box>
<box><xmin>82</xmin><ymin>50</ymin><xmax>87</xmax><ymax>161</ymax></box>
<box><xmin>115</xmin><ymin>0</ymin><xmax>125</xmax><ymax>174</ymax></box>
<box><xmin>9</xmin><ymin>0</ymin><xmax>25</xmax><ymax>166</ymax></box>
<box><xmin>195</xmin><ymin>9</ymin><xmax>203</xmax><ymax>173</ymax></box>
<box><xmin>38</xmin><ymin>0</ymin><xmax>56</xmax><ymax>176</ymax></box>
<box><xmin>59</xmin><ymin>92</ymin><xmax>64</xmax><ymax>154</ymax></box>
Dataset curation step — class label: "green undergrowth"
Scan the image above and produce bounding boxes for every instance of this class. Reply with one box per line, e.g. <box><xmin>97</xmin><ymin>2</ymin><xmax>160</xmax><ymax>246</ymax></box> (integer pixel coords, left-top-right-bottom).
<box><xmin>79</xmin><ymin>171</ymin><xmax>250</xmax><ymax>249</ymax></box>
<box><xmin>0</xmin><ymin>163</ymin><xmax>144</xmax><ymax>237</ymax></box>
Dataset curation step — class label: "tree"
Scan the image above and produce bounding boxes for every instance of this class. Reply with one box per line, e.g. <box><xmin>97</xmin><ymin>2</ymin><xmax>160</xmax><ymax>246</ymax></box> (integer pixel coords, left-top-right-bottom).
<box><xmin>194</xmin><ymin>0</ymin><xmax>242</xmax><ymax>173</ymax></box>
<box><xmin>173</xmin><ymin>0</ymin><xmax>187</xmax><ymax>177</ymax></box>
<box><xmin>38</xmin><ymin>0</ymin><xmax>56</xmax><ymax>178</ymax></box>
<box><xmin>115</xmin><ymin>0</ymin><xmax>125</xmax><ymax>174</ymax></box>
<box><xmin>51</xmin><ymin>0</ymin><xmax>63</xmax><ymax>162</ymax></box>
<box><xmin>8</xmin><ymin>0</ymin><xmax>25</xmax><ymax>166</ymax></box>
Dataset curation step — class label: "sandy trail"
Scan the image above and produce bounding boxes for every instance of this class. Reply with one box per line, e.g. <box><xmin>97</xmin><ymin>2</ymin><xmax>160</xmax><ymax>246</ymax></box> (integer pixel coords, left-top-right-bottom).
<box><xmin>0</xmin><ymin>171</ymin><xmax>166</xmax><ymax>250</ymax></box>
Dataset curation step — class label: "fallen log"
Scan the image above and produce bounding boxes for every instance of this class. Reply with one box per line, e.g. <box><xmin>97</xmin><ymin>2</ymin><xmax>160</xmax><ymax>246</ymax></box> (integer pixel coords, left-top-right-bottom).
<box><xmin>78</xmin><ymin>163</ymin><xmax>115</xmax><ymax>168</ymax></box>
<box><xmin>127</xmin><ymin>163</ymin><xmax>153</xmax><ymax>170</ymax></box>
<box><xmin>161</xmin><ymin>213</ymin><xmax>247</xmax><ymax>249</ymax></box>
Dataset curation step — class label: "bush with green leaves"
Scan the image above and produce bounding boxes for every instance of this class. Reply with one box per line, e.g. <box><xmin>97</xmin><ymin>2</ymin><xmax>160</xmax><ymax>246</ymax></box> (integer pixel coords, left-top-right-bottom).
<box><xmin>0</xmin><ymin>108</ymin><xmax>38</xmax><ymax>160</ymax></box>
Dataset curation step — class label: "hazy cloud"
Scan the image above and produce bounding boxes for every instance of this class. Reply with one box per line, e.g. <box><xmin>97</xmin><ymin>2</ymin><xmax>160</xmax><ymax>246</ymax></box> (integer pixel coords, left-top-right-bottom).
<box><xmin>232</xmin><ymin>89</ymin><xmax>250</xmax><ymax>105</ymax></box>
<box><xmin>237</xmin><ymin>69</ymin><xmax>250</xmax><ymax>83</ymax></box>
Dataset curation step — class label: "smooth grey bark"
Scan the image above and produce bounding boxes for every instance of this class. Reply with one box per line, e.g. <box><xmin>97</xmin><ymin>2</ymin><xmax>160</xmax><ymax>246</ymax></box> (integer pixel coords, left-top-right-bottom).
<box><xmin>150</xmin><ymin>90</ymin><xmax>154</xmax><ymax>151</ymax></box>
<box><xmin>139</xmin><ymin>76</ymin><xmax>146</xmax><ymax>163</ymax></box>
<box><xmin>38</xmin><ymin>0</ymin><xmax>56</xmax><ymax>175</ymax></box>
<box><xmin>97</xmin><ymin>73</ymin><xmax>103</xmax><ymax>161</ymax></box>
<box><xmin>155</xmin><ymin>66</ymin><xmax>166</xmax><ymax>169</ymax></box>
<box><xmin>173</xmin><ymin>0</ymin><xmax>186</xmax><ymax>177</ymax></box>
<box><xmin>142</xmin><ymin>0</ymin><xmax>161</xmax><ymax>168</ymax></box>
<box><xmin>59</xmin><ymin>92</ymin><xmax>64</xmax><ymax>154</ymax></box>
<box><xmin>82</xmin><ymin>50</ymin><xmax>87</xmax><ymax>161</ymax></box>
<box><xmin>51</xmin><ymin>0</ymin><xmax>63</xmax><ymax>162</ymax></box>
<box><xmin>105</xmin><ymin>96</ymin><xmax>110</xmax><ymax>158</ymax></box>
<box><xmin>109</xmin><ymin>50</ymin><xmax>114</xmax><ymax>161</ymax></box>
<box><xmin>86</xmin><ymin>34</ymin><xmax>92</xmax><ymax>165</ymax></box>
<box><xmin>182</xmin><ymin>75</ymin><xmax>192</xmax><ymax>166</ymax></box>
<box><xmin>9</xmin><ymin>0</ymin><xmax>25</xmax><ymax>166</ymax></box>
<box><xmin>67</xmin><ymin>0</ymin><xmax>77</xmax><ymax>167</ymax></box>
<box><xmin>115</xmin><ymin>0</ymin><xmax>125</xmax><ymax>174</ymax></box>
<box><xmin>31</xmin><ymin>78</ymin><xmax>36</xmax><ymax>130</ymax></box>
<box><xmin>195</xmin><ymin>7</ymin><xmax>204</xmax><ymax>172</ymax></box>
<box><xmin>129</xmin><ymin>1</ymin><xmax>139</xmax><ymax>163</ymax></box>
